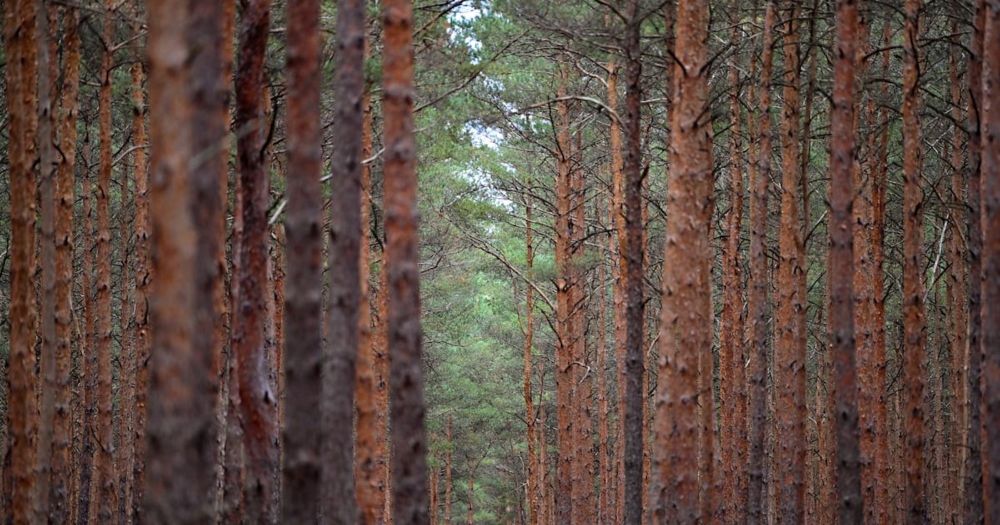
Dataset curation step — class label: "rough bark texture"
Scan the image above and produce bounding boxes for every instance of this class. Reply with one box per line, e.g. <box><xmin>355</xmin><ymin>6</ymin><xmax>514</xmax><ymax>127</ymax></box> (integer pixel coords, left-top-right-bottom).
<box><xmin>775</xmin><ymin>4</ymin><xmax>806</xmax><ymax>521</ymax></box>
<box><xmin>323</xmin><ymin>0</ymin><xmax>366</xmax><ymax>521</ymax></box>
<box><xmin>981</xmin><ymin>0</ymin><xmax>1000</xmax><ymax>519</ymax></box>
<box><xmin>524</xmin><ymin>198</ymin><xmax>539</xmax><ymax>525</ymax></box>
<box><xmin>720</xmin><ymin>7</ymin><xmax>746</xmax><ymax>520</ymax></box>
<box><xmin>233</xmin><ymin>0</ymin><xmax>277</xmax><ymax>520</ymax></box>
<box><xmin>89</xmin><ymin>3</ymin><xmax>117</xmax><ymax>521</ymax></box>
<box><xmin>553</xmin><ymin>76</ymin><xmax>574</xmax><ymax>525</ymax></box>
<box><xmin>35</xmin><ymin>3</ymin><xmax>59</xmax><ymax>521</ymax></box>
<box><xmin>597</xmin><ymin>249</ymin><xmax>610</xmax><ymax>525</ymax></box>
<box><xmin>143</xmin><ymin>0</ymin><xmax>217</xmax><ymax>521</ymax></box>
<box><xmin>383</xmin><ymin>0</ymin><xmax>429</xmax><ymax>522</ymax></box>
<box><xmin>747</xmin><ymin>5</ymin><xmax>775</xmax><ymax>522</ymax></box>
<box><xmin>356</xmin><ymin>83</ymin><xmax>388</xmax><ymax>525</ymax></box>
<box><xmin>967</xmin><ymin>2</ymin><xmax>987</xmax><ymax>523</ymax></box>
<box><xmin>282</xmin><ymin>0</ymin><xmax>324</xmax><ymax>521</ymax></box>
<box><xmin>652</xmin><ymin>0</ymin><xmax>711</xmax><ymax>521</ymax></box>
<box><xmin>51</xmin><ymin>5</ymin><xmax>81</xmax><ymax>521</ymax></box>
<box><xmin>829</xmin><ymin>1</ymin><xmax>863</xmax><ymax>521</ymax></box>
<box><xmin>622</xmin><ymin>4</ymin><xmax>645</xmax><ymax>523</ymax></box>
<box><xmin>3</xmin><ymin>0</ymin><xmax>39</xmax><ymax>521</ymax></box>
<box><xmin>901</xmin><ymin>0</ymin><xmax>927</xmax><ymax>521</ymax></box>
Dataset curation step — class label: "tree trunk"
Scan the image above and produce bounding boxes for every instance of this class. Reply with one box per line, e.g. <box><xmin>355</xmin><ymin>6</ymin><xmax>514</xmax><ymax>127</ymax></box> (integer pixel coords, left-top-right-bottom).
<box><xmin>3</xmin><ymin>0</ymin><xmax>39</xmax><ymax>521</ymax></box>
<box><xmin>747</xmin><ymin>4</ymin><xmax>775</xmax><ymax>522</ymax></box>
<box><xmin>51</xmin><ymin>5</ymin><xmax>81</xmax><ymax>522</ymax></box>
<box><xmin>553</xmin><ymin>72</ymin><xmax>575</xmax><ymax>525</ymax></box>
<box><xmin>597</xmin><ymin>248</ymin><xmax>611</xmax><ymax>525</ymax></box>
<box><xmin>980</xmin><ymin>0</ymin><xmax>1000</xmax><ymax>520</ymax></box>
<box><xmin>774</xmin><ymin>4</ymin><xmax>806</xmax><ymax>521</ymax></box>
<box><xmin>830</xmin><ymin>0</ymin><xmax>864</xmax><ymax>521</ymax></box>
<box><xmin>35</xmin><ymin>2</ymin><xmax>60</xmax><ymax>521</ymax></box>
<box><xmin>719</xmin><ymin>5</ymin><xmax>746</xmax><ymax>521</ymax></box>
<box><xmin>622</xmin><ymin>4</ymin><xmax>645</xmax><ymax>523</ymax></box>
<box><xmin>523</xmin><ymin>197</ymin><xmax>539</xmax><ymax>525</ymax></box>
<box><xmin>87</xmin><ymin>3</ymin><xmax>117</xmax><ymax>521</ymax></box>
<box><xmin>966</xmin><ymin>2</ymin><xmax>987</xmax><ymax>523</ymax></box>
<box><xmin>382</xmin><ymin>0</ymin><xmax>429</xmax><ymax>522</ymax></box>
<box><xmin>142</xmin><ymin>0</ymin><xmax>217</xmax><ymax>521</ymax></box>
<box><xmin>282</xmin><ymin>0</ymin><xmax>325</xmax><ymax>521</ymax></box>
<box><xmin>901</xmin><ymin>1</ymin><xmax>927</xmax><ymax>521</ymax></box>
<box><xmin>445</xmin><ymin>417</ymin><xmax>454</xmax><ymax>525</ymax></box>
<box><xmin>232</xmin><ymin>0</ymin><xmax>277</xmax><ymax>520</ymax></box>
<box><xmin>652</xmin><ymin>0</ymin><xmax>711</xmax><ymax>521</ymax></box>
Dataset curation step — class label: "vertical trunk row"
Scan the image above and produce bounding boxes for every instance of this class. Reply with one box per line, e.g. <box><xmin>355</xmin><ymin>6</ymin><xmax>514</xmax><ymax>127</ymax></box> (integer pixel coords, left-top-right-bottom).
<box><xmin>35</xmin><ymin>2</ymin><xmax>58</xmax><ymax>521</ymax></box>
<box><xmin>901</xmin><ymin>0</ymin><xmax>927</xmax><ymax>520</ymax></box>
<box><xmin>652</xmin><ymin>0</ymin><xmax>711</xmax><ymax>521</ymax></box>
<box><xmin>829</xmin><ymin>0</ymin><xmax>863</xmax><ymax>521</ymax></box>
<box><xmin>747</xmin><ymin>4</ymin><xmax>775</xmax><ymax>521</ymax></box>
<box><xmin>720</xmin><ymin>6</ymin><xmax>745</xmax><ymax>520</ymax></box>
<box><xmin>282</xmin><ymin>0</ymin><xmax>324</xmax><ymax>521</ymax></box>
<box><xmin>355</xmin><ymin>41</ymin><xmax>387</xmax><ymax>525</ymax></box>
<box><xmin>382</xmin><ymin>0</ymin><xmax>429</xmax><ymax>521</ymax></box>
<box><xmin>324</xmin><ymin>0</ymin><xmax>366</xmax><ymax>521</ymax></box>
<box><xmin>143</xmin><ymin>0</ymin><xmax>215</xmax><ymax>521</ymax></box>
<box><xmin>775</xmin><ymin>3</ymin><xmax>806</xmax><ymax>521</ymax></box>
<box><xmin>524</xmin><ymin>198</ymin><xmax>538</xmax><ymax>524</ymax></box>
<box><xmin>965</xmin><ymin>4</ymin><xmax>986</xmax><ymax>524</ymax></box>
<box><xmin>3</xmin><ymin>0</ymin><xmax>38</xmax><ymax>521</ymax></box>
<box><xmin>233</xmin><ymin>0</ymin><xmax>277</xmax><ymax>520</ymax></box>
<box><xmin>597</xmin><ymin>243</ymin><xmax>611</xmax><ymax>525</ymax></box>
<box><xmin>980</xmin><ymin>0</ymin><xmax>1000</xmax><ymax>520</ymax></box>
<box><xmin>622</xmin><ymin>4</ymin><xmax>645</xmax><ymax>523</ymax></box>
<box><xmin>553</xmin><ymin>74</ymin><xmax>574</xmax><ymax>525</ymax></box>
<box><xmin>53</xmin><ymin>5</ymin><xmax>82</xmax><ymax>521</ymax></box>
<box><xmin>945</xmin><ymin>38</ymin><xmax>968</xmax><ymax>521</ymax></box>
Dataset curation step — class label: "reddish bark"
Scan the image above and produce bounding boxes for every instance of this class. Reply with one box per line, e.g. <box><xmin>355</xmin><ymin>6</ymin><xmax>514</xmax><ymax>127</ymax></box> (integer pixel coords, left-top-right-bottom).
<box><xmin>830</xmin><ymin>0</ymin><xmax>864</xmax><ymax>521</ymax></box>
<box><xmin>523</xmin><ymin>197</ymin><xmax>539</xmax><ymax>524</ymax></box>
<box><xmin>622</xmin><ymin>4</ymin><xmax>645</xmax><ymax>523</ymax></box>
<box><xmin>597</xmin><ymin>250</ymin><xmax>611</xmax><ymax>525</ymax></box>
<box><xmin>966</xmin><ymin>1</ymin><xmax>987</xmax><ymax>522</ymax></box>
<box><xmin>774</xmin><ymin>4</ymin><xmax>806</xmax><ymax>521</ymax></box>
<box><xmin>382</xmin><ymin>0</ymin><xmax>429</xmax><ymax>521</ymax></box>
<box><xmin>233</xmin><ymin>0</ymin><xmax>278</xmax><ymax>520</ymax></box>
<box><xmin>88</xmin><ymin>3</ymin><xmax>117</xmax><ymax>520</ymax></box>
<box><xmin>980</xmin><ymin>0</ymin><xmax>1000</xmax><ymax>519</ymax></box>
<box><xmin>2</xmin><ymin>0</ymin><xmax>39</xmax><ymax>521</ymax></box>
<box><xmin>51</xmin><ymin>5</ymin><xmax>81</xmax><ymax>522</ymax></box>
<box><xmin>901</xmin><ymin>0</ymin><xmax>927</xmax><ymax>521</ymax></box>
<box><xmin>143</xmin><ymin>0</ymin><xmax>217</xmax><ymax>520</ymax></box>
<box><xmin>282</xmin><ymin>0</ymin><xmax>325</xmax><ymax>520</ymax></box>
<box><xmin>651</xmin><ymin>0</ymin><xmax>711</xmax><ymax>521</ymax></box>
<box><xmin>747</xmin><ymin>5</ymin><xmax>775</xmax><ymax>521</ymax></box>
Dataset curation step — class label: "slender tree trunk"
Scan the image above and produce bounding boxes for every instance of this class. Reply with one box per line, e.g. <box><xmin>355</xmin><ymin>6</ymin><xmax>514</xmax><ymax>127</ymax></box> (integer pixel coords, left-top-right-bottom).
<box><xmin>142</xmin><ymin>0</ymin><xmax>217</xmax><ymax>521</ymax></box>
<box><xmin>382</xmin><ymin>0</ymin><xmax>429</xmax><ymax>521</ymax></box>
<box><xmin>282</xmin><ymin>0</ymin><xmax>325</xmax><ymax>521</ymax></box>
<box><xmin>597</xmin><ymin>248</ymin><xmax>611</xmax><ymax>525</ymax></box>
<box><xmin>829</xmin><ymin>1</ymin><xmax>864</xmax><ymax>522</ymax></box>
<box><xmin>87</xmin><ymin>3</ymin><xmax>118</xmax><ymax>521</ymax></box>
<box><xmin>322</xmin><ymin>0</ymin><xmax>366</xmax><ymax>521</ymax></box>
<box><xmin>77</xmin><ymin>126</ymin><xmax>98</xmax><ymax>525</ymax></box>
<box><xmin>553</xmin><ymin>72</ymin><xmax>574</xmax><ymax>525</ymax></box>
<box><xmin>652</xmin><ymin>0</ymin><xmax>711</xmax><ymax>521</ymax></box>
<box><xmin>355</xmin><ymin>43</ymin><xmax>387</xmax><ymax>525</ymax></box>
<box><xmin>606</xmin><ymin>57</ymin><xmax>628</xmax><ymax>525</ymax></box>
<box><xmin>774</xmin><ymin>4</ymin><xmax>806</xmax><ymax>521</ymax></box>
<box><xmin>52</xmin><ymin>5</ymin><xmax>81</xmax><ymax>521</ymax></box>
<box><xmin>232</xmin><ymin>0</ymin><xmax>277</xmax><ymax>520</ymax></box>
<box><xmin>375</xmin><ymin>252</ymin><xmax>392</xmax><ymax>522</ymax></box>
<box><xmin>747</xmin><ymin>5</ymin><xmax>775</xmax><ymax>522</ymax></box>
<box><xmin>622</xmin><ymin>4</ymin><xmax>645</xmax><ymax>523</ymax></box>
<box><xmin>719</xmin><ymin>6</ymin><xmax>746</xmax><ymax>521</ymax></box>
<box><xmin>523</xmin><ymin>197</ymin><xmax>539</xmax><ymax>525</ymax></box>
<box><xmin>35</xmin><ymin>2</ymin><xmax>59</xmax><ymax>521</ymax></box>
<box><xmin>980</xmin><ymin>0</ymin><xmax>1000</xmax><ymax>519</ymax></box>
<box><xmin>966</xmin><ymin>2</ymin><xmax>987</xmax><ymax>523</ymax></box>
<box><xmin>466</xmin><ymin>475</ymin><xmax>475</xmax><ymax>525</ymax></box>
<box><xmin>901</xmin><ymin>1</ymin><xmax>927</xmax><ymax>521</ymax></box>
<box><xmin>2</xmin><ymin>0</ymin><xmax>39</xmax><ymax>521</ymax></box>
